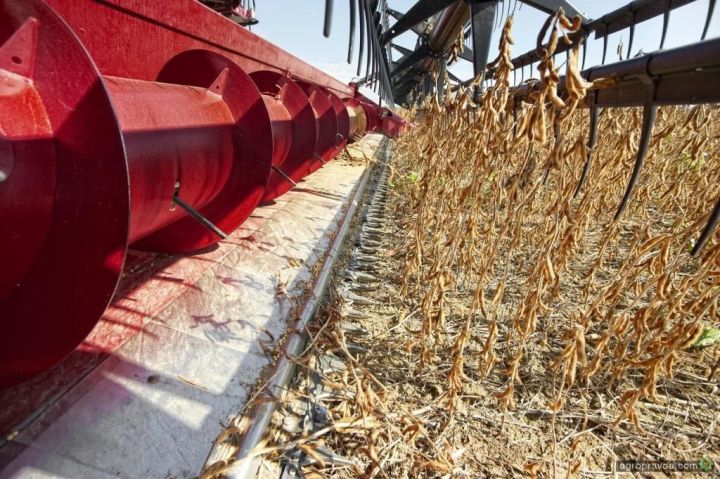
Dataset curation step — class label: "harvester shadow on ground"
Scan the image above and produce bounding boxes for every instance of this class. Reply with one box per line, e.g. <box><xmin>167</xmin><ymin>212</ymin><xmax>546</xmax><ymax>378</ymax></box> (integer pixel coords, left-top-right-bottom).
<box><xmin>0</xmin><ymin>153</ymin><xmax>373</xmax><ymax>478</ymax></box>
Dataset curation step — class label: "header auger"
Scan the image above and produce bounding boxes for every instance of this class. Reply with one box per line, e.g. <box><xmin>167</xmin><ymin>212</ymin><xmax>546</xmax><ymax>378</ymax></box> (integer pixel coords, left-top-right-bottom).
<box><xmin>0</xmin><ymin>0</ymin><xmax>406</xmax><ymax>387</ymax></box>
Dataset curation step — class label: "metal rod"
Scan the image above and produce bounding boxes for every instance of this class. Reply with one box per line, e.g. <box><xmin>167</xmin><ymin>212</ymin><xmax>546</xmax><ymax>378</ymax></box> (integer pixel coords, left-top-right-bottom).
<box><xmin>348</xmin><ymin>0</ymin><xmax>356</xmax><ymax>63</ymax></box>
<box><xmin>703</xmin><ymin>0</ymin><xmax>717</xmax><ymax>40</ymax></box>
<box><xmin>324</xmin><ymin>0</ymin><xmax>334</xmax><ymax>37</ymax></box>
<box><xmin>627</xmin><ymin>22</ymin><xmax>635</xmax><ymax>59</ymax></box>
<box><xmin>437</xmin><ymin>55</ymin><xmax>446</xmax><ymax>102</ymax></box>
<box><xmin>615</xmin><ymin>102</ymin><xmax>657</xmax><ymax>220</ymax></box>
<box><xmin>374</xmin><ymin>10</ymin><xmax>384</xmax><ymax>98</ymax></box>
<box><xmin>574</xmin><ymin>104</ymin><xmax>599</xmax><ymax>197</ymax></box>
<box><xmin>660</xmin><ymin>7</ymin><xmax>670</xmax><ymax>49</ymax></box>
<box><xmin>381</xmin><ymin>0</ymin><xmax>456</xmax><ymax>44</ymax></box>
<box><xmin>543</xmin><ymin>118</ymin><xmax>562</xmax><ymax>185</ymax></box>
<box><xmin>173</xmin><ymin>195</ymin><xmax>228</xmax><ymax>239</ymax></box>
<box><xmin>271</xmin><ymin>164</ymin><xmax>297</xmax><ymax>187</ymax></box>
<box><xmin>692</xmin><ymin>196</ymin><xmax>720</xmax><ymax>255</ymax></box>
<box><xmin>364</xmin><ymin>1</ymin><xmax>373</xmax><ymax>83</ymax></box>
<box><xmin>357</xmin><ymin>0</ymin><xmax>366</xmax><ymax>76</ymax></box>
<box><xmin>366</xmin><ymin>2</ymin><xmax>378</xmax><ymax>92</ymax></box>
<box><xmin>602</xmin><ymin>33</ymin><xmax>608</xmax><ymax>64</ymax></box>
<box><xmin>373</xmin><ymin>14</ymin><xmax>382</xmax><ymax>97</ymax></box>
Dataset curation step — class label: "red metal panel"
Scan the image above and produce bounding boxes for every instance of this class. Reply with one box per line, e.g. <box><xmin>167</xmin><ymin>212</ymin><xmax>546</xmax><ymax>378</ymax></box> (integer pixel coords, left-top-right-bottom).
<box><xmin>383</xmin><ymin>110</ymin><xmax>408</xmax><ymax>138</ymax></box>
<box><xmin>44</xmin><ymin>0</ymin><xmax>357</xmax><ymax>99</ymax></box>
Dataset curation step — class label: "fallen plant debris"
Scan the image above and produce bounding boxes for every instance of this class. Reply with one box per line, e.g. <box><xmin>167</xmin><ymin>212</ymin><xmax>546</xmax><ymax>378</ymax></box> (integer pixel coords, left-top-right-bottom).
<box><xmin>243</xmin><ymin>12</ymin><xmax>720</xmax><ymax>479</ymax></box>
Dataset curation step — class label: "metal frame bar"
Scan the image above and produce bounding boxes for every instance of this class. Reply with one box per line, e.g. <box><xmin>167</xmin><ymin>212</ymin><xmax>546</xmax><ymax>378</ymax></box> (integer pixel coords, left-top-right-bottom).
<box><xmin>374</xmin><ymin>0</ymin><xmax>715</xmax><ymax>105</ymax></box>
<box><xmin>488</xmin><ymin>0</ymin><xmax>698</xmax><ymax>82</ymax></box>
<box><xmin>381</xmin><ymin>0</ymin><xmax>457</xmax><ymax>44</ymax></box>
<box><xmin>469</xmin><ymin>0</ymin><xmax>497</xmax><ymax>79</ymax></box>
<box><xmin>390</xmin><ymin>42</ymin><xmax>431</xmax><ymax>77</ymax></box>
<box><xmin>386</xmin><ymin>6</ymin><xmax>431</xmax><ymax>35</ymax></box>
<box><xmin>512</xmin><ymin>37</ymin><xmax>720</xmax><ymax>107</ymax></box>
<box><xmin>519</xmin><ymin>0</ymin><xmax>587</xmax><ymax>20</ymax></box>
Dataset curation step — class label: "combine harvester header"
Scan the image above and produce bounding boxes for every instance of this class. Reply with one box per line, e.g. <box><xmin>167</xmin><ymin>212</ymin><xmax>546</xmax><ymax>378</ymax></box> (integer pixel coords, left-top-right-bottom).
<box><xmin>0</xmin><ymin>0</ymin><xmax>406</xmax><ymax>387</ymax></box>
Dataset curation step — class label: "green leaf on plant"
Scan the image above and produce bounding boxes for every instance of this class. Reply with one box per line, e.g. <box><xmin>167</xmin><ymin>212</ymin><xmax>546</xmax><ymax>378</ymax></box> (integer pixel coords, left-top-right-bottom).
<box><xmin>694</xmin><ymin>326</ymin><xmax>720</xmax><ymax>348</ymax></box>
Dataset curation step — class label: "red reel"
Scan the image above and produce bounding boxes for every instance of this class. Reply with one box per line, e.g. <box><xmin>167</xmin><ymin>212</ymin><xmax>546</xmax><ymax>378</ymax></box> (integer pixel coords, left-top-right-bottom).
<box><xmin>250</xmin><ymin>71</ymin><xmax>317</xmax><ymax>202</ymax></box>
<box><xmin>363</xmin><ymin>101</ymin><xmax>382</xmax><ymax>133</ymax></box>
<box><xmin>297</xmin><ymin>81</ymin><xmax>338</xmax><ymax>173</ymax></box>
<box><xmin>133</xmin><ymin>49</ymin><xmax>273</xmax><ymax>253</ymax></box>
<box><xmin>0</xmin><ymin>0</ymin><xmax>129</xmax><ymax>387</ymax></box>
<box><xmin>326</xmin><ymin>91</ymin><xmax>350</xmax><ymax>157</ymax></box>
